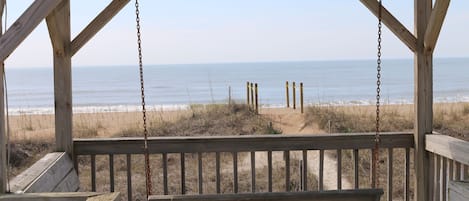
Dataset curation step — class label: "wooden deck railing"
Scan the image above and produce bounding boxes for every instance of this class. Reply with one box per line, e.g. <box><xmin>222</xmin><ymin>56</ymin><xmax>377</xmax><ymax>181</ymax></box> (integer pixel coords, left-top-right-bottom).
<box><xmin>73</xmin><ymin>132</ymin><xmax>414</xmax><ymax>201</ymax></box>
<box><xmin>426</xmin><ymin>134</ymin><xmax>469</xmax><ymax>201</ymax></box>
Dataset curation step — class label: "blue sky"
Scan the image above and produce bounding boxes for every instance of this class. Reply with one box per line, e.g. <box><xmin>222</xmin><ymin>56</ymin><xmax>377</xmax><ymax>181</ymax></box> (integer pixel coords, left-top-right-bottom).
<box><xmin>2</xmin><ymin>0</ymin><xmax>469</xmax><ymax>68</ymax></box>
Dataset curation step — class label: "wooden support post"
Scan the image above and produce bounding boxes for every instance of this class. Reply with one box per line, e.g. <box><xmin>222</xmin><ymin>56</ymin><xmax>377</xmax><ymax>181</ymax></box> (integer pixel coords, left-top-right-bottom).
<box><xmin>255</xmin><ymin>83</ymin><xmax>258</xmax><ymax>114</ymax></box>
<box><xmin>0</xmin><ymin>0</ymin><xmax>6</xmax><ymax>193</ymax></box>
<box><xmin>300</xmin><ymin>82</ymin><xmax>304</xmax><ymax>114</ymax></box>
<box><xmin>293</xmin><ymin>82</ymin><xmax>296</xmax><ymax>110</ymax></box>
<box><xmin>250</xmin><ymin>83</ymin><xmax>254</xmax><ymax>109</ymax></box>
<box><xmin>46</xmin><ymin>0</ymin><xmax>73</xmax><ymax>155</ymax></box>
<box><xmin>0</xmin><ymin>0</ymin><xmax>62</xmax><ymax>61</ymax></box>
<box><xmin>424</xmin><ymin>0</ymin><xmax>450</xmax><ymax>52</ymax></box>
<box><xmin>246</xmin><ymin>82</ymin><xmax>250</xmax><ymax>105</ymax></box>
<box><xmin>286</xmin><ymin>81</ymin><xmax>289</xmax><ymax>108</ymax></box>
<box><xmin>414</xmin><ymin>0</ymin><xmax>433</xmax><ymax>201</ymax></box>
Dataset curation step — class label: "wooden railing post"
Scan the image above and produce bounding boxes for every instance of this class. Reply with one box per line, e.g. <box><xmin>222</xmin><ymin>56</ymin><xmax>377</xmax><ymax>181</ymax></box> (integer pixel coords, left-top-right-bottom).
<box><xmin>414</xmin><ymin>0</ymin><xmax>433</xmax><ymax>201</ymax></box>
<box><xmin>0</xmin><ymin>0</ymin><xmax>7</xmax><ymax>193</ymax></box>
<box><xmin>46</xmin><ymin>0</ymin><xmax>73</xmax><ymax>156</ymax></box>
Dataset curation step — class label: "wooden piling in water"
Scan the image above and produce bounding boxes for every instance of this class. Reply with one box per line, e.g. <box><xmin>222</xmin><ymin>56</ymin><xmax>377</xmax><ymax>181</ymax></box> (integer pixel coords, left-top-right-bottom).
<box><xmin>293</xmin><ymin>82</ymin><xmax>296</xmax><ymax>110</ymax></box>
<box><xmin>286</xmin><ymin>81</ymin><xmax>289</xmax><ymax>108</ymax></box>
<box><xmin>300</xmin><ymin>82</ymin><xmax>304</xmax><ymax>114</ymax></box>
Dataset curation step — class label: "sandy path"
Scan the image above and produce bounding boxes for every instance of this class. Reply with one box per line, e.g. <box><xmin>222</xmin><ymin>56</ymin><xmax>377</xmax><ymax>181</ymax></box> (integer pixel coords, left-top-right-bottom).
<box><xmin>244</xmin><ymin>108</ymin><xmax>353</xmax><ymax>190</ymax></box>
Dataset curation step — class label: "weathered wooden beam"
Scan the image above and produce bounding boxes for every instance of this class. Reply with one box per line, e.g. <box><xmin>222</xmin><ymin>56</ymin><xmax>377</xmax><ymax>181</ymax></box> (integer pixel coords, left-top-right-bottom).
<box><xmin>74</xmin><ymin>132</ymin><xmax>414</xmax><ymax>155</ymax></box>
<box><xmin>360</xmin><ymin>0</ymin><xmax>417</xmax><ymax>52</ymax></box>
<box><xmin>0</xmin><ymin>0</ymin><xmax>62</xmax><ymax>61</ymax></box>
<box><xmin>0</xmin><ymin>0</ymin><xmax>6</xmax><ymax>194</ymax></box>
<box><xmin>10</xmin><ymin>152</ymin><xmax>78</xmax><ymax>193</ymax></box>
<box><xmin>424</xmin><ymin>0</ymin><xmax>450</xmax><ymax>52</ymax></box>
<box><xmin>414</xmin><ymin>0</ymin><xmax>433</xmax><ymax>201</ymax></box>
<box><xmin>71</xmin><ymin>0</ymin><xmax>130</xmax><ymax>56</ymax></box>
<box><xmin>45</xmin><ymin>0</ymin><xmax>73</xmax><ymax>155</ymax></box>
<box><xmin>149</xmin><ymin>189</ymin><xmax>384</xmax><ymax>201</ymax></box>
<box><xmin>0</xmin><ymin>192</ymin><xmax>120</xmax><ymax>201</ymax></box>
<box><xmin>426</xmin><ymin>134</ymin><xmax>469</xmax><ymax>165</ymax></box>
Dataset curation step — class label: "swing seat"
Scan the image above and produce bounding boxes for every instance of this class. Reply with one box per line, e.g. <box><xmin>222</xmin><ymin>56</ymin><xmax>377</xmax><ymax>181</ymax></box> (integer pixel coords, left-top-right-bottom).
<box><xmin>148</xmin><ymin>189</ymin><xmax>383</xmax><ymax>201</ymax></box>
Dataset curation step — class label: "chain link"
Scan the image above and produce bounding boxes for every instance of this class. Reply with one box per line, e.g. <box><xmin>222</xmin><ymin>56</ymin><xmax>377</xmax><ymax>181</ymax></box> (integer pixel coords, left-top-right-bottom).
<box><xmin>372</xmin><ymin>0</ymin><xmax>383</xmax><ymax>189</ymax></box>
<box><xmin>135</xmin><ymin>0</ymin><xmax>152</xmax><ymax>197</ymax></box>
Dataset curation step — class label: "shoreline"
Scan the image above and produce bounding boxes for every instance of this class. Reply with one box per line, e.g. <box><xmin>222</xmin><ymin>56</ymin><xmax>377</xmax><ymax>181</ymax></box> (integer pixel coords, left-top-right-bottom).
<box><xmin>6</xmin><ymin>100</ymin><xmax>469</xmax><ymax>116</ymax></box>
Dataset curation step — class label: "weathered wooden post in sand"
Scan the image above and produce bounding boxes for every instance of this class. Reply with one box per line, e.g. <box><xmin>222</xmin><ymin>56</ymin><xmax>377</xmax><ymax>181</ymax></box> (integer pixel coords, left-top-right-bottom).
<box><xmin>250</xmin><ymin>83</ymin><xmax>254</xmax><ymax>109</ymax></box>
<box><xmin>255</xmin><ymin>83</ymin><xmax>259</xmax><ymax>114</ymax></box>
<box><xmin>293</xmin><ymin>82</ymin><xmax>296</xmax><ymax>110</ymax></box>
<box><xmin>300</xmin><ymin>82</ymin><xmax>304</xmax><ymax>114</ymax></box>
<box><xmin>246</xmin><ymin>81</ymin><xmax>250</xmax><ymax>105</ymax></box>
<box><xmin>286</xmin><ymin>81</ymin><xmax>290</xmax><ymax>108</ymax></box>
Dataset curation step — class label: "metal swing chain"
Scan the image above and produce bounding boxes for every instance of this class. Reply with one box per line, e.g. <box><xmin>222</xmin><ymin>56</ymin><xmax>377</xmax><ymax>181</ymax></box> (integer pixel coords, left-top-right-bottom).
<box><xmin>372</xmin><ymin>0</ymin><xmax>383</xmax><ymax>189</ymax></box>
<box><xmin>135</xmin><ymin>0</ymin><xmax>152</xmax><ymax>197</ymax></box>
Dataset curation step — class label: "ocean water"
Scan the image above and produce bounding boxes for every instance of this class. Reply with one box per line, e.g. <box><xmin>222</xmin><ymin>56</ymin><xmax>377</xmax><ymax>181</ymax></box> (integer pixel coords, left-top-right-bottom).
<box><xmin>4</xmin><ymin>58</ymin><xmax>469</xmax><ymax>114</ymax></box>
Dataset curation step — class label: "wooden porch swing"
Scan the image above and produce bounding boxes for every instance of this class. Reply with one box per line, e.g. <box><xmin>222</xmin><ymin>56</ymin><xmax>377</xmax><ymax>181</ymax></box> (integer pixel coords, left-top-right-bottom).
<box><xmin>0</xmin><ymin>0</ymin><xmax>456</xmax><ymax>201</ymax></box>
<box><xmin>137</xmin><ymin>0</ymin><xmax>385</xmax><ymax>200</ymax></box>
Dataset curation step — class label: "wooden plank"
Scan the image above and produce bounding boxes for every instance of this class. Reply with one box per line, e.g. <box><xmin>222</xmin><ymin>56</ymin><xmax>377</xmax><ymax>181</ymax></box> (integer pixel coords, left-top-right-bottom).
<box><xmin>46</xmin><ymin>0</ymin><xmax>73</xmax><ymax>155</ymax></box>
<box><xmin>268</xmin><ymin>151</ymin><xmax>273</xmax><ymax>192</ymax></box>
<box><xmin>233</xmin><ymin>152</ymin><xmax>238</xmax><ymax>193</ymax></box>
<box><xmin>0</xmin><ymin>192</ymin><xmax>118</xmax><ymax>201</ymax></box>
<box><xmin>215</xmin><ymin>152</ymin><xmax>220</xmax><ymax>194</ymax></box>
<box><xmin>285</xmin><ymin>151</ymin><xmax>290</xmax><ymax>192</ymax></box>
<box><xmin>71</xmin><ymin>0</ymin><xmax>130</xmax><ymax>56</ymax></box>
<box><xmin>448</xmin><ymin>181</ymin><xmax>469</xmax><ymax>201</ymax></box>
<box><xmin>53</xmin><ymin>169</ymin><xmax>79</xmax><ymax>192</ymax></box>
<box><xmin>0</xmin><ymin>0</ymin><xmax>6</xmax><ymax>193</ymax></box>
<box><xmin>10</xmin><ymin>152</ymin><xmax>76</xmax><ymax>193</ymax></box>
<box><xmin>251</xmin><ymin>151</ymin><xmax>256</xmax><ymax>193</ymax></box>
<box><xmin>163</xmin><ymin>153</ymin><xmax>168</xmax><ymax>195</ymax></box>
<box><xmin>387</xmin><ymin>148</ymin><xmax>393</xmax><ymax>201</ymax></box>
<box><xmin>126</xmin><ymin>154</ymin><xmax>132</xmax><ymax>201</ymax></box>
<box><xmin>197</xmin><ymin>152</ymin><xmax>202</xmax><ymax>194</ymax></box>
<box><xmin>0</xmin><ymin>0</ymin><xmax>62</xmax><ymax>61</ymax></box>
<box><xmin>435</xmin><ymin>155</ymin><xmax>441</xmax><ymax>201</ymax></box>
<box><xmin>149</xmin><ymin>189</ymin><xmax>384</xmax><ymax>201</ymax></box>
<box><xmin>428</xmin><ymin>153</ymin><xmax>435</xmax><ymax>201</ymax></box>
<box><xmin>337</xmin><ymin>149</ymin><xmax>342</xmax><ymax>190</ymax></box>
<box><xmin>74</xmin><ymin>132</ymin><xmax>414</xmax><ymax>155</ymax></box>
<box><xmin>319</xmin><ymin>150</ymin><xmax>324</xmax><ymax>191</ymax></box>
<box><xmin>360</xmin><ymin>0</ymin><xmax>417</xmax><ymax>52</ymax></box>
<box><xmin>90</xmin><ymin>155</ymin><xmax>96</xmax><ymax>192</ymax></box>
<box><xmin>406</xmin><ymin>148</ymin><xmax>412</xmax><ymax>201</ymax></box>
<box><xmin>181</xmin><ymin>153</ymin><xmax>186</xmax><ymax>194</ymax></box>
<box><xmin>426</xmin><ymin>135</ymin><xmax>469</xmax><ymax>165</ymax></box>
<box><xmin>302</xmin><ymin>150</ymin><xmax>308</xmax><ymax>191</ymax></box>
<box><xmin>353</xmin><ymin>149</ymin><xmax>359</xmax><ymax>189</ymax></box>
<box><xmin>414</xmin><ymin>1</ymin><xmax>433</xmax><ymax>201</ymax></box>
<box><xmin>424</xmin><ymin>0</ymin><xmax>450</xmax><ymax>52</ymax></box>
<box><xmin>109</xmin><ymin>155</ymin><xmax>114</xmax><ymax>192</ymax></box>
<box><xmin>442</xmin><ymin>157</ymin><xmax>447</xmax><ymax>201</ymax></box>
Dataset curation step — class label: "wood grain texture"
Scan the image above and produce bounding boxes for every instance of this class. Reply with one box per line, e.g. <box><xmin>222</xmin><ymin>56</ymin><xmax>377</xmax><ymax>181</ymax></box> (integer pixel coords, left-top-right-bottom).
<box><xmin>448</xmin><ymin>181</ymin><xmax>469</xmax><ymax>201</ymax></box>
<box><xmin>0</xmin><ymin>0</ymin><xmax>6</xmax><ymax>193</ymax></box>
<box><xmin>360</xmin><ymin>0</ymin><xmax>417</xmax><ymax>52</ymax></box>
<box><xmin>10</xmin><ymin>152</ymin><xmax>77</xmax><ymax>193</ymax></box>
<box><xmin>148</xmin><ymin>189</ymin><xmax>384</xmax><ymax>201</ymax></box>
<box><xmin>46</xmin><ymin>0</ymin><xmax>73</xmax><ymax>155</ymax></box>
<box><xmin>414</xmin><ymin>1</ymin><xmax>433</xmax><ymax>201</ymax></box>
<box><xmin>0</xmin><ymin>192</ymin><xmax>119</xmax><ymax>201</ymax></box>
<box><xmin>74</xmin><ymin>132</ymin><xmax>414</xmax><ymax>155</ymax></box>
<box><xmin>71</xmin><ymin>0</ymin><xmax>130</xmax><ymax>56</ymax></box>
<box><xmin>424</xmin><ymin>0</ymin><xmax>450</xmax><ymax>52</ymax></box>
<box><xmin>0</xmin><ymin>0</ymin><xmax>62</xmax><ymax>61</ymax></box>
<box><xmin>426</xmin><ymin>134</ymin><xmax>469</xmax><ymax>166</ymax></box>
